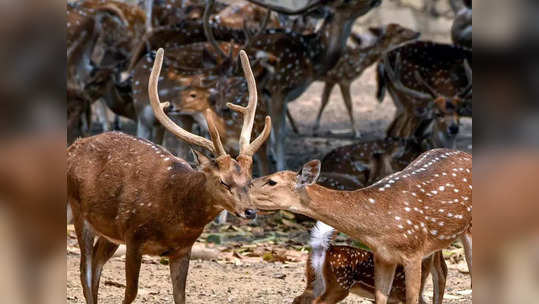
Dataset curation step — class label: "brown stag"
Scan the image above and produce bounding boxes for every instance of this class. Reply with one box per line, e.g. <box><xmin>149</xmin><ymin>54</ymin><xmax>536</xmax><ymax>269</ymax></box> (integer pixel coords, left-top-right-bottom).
<box><xmin>313</xmin><ymin>24</ymin><xmax>420</xmax><ymax>137</ymax></box>
<box><xmin>67</xmin><ymin>49</ymin><xmax>271</xmax><ymax>304</ymax></box>
<box><xmin>250</xmin><ymin>149</ymin><xmax>472</xmax><ymax>304</ymax></box>
<box><xmin>292</xmin><ymin>222</ymin><xmax>447</xmax><ymax>304</ymax></box>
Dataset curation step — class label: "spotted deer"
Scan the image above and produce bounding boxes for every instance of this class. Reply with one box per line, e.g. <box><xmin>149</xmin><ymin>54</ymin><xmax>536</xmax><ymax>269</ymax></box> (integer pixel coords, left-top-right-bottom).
<box><xmin>293</xmin><ymin>222</ymin><xmax>448</xmax><ymax>304</ymax></box>
<box><xmin>313</xmin><ymin>23</ymin><xmax>420</xmax><ymax>137</ymax></box>
<box><xmin>67</xmin><ymin>49</ymin><xmax>271</xmax><ymax>304</ymax></box>
<box><xmin>250</xmin><ymin>149</ymin><xmax>472</xmax><ymax>304</ymax></box>
<box><xmin>317</xmin><ymin>137</ymin><xmax>422</xmax><ymax>191</ymax></box>
<box><xmin>377</xmin><ymin>41</ymin><xmax>472</xmax><ymax>148</ymax></box>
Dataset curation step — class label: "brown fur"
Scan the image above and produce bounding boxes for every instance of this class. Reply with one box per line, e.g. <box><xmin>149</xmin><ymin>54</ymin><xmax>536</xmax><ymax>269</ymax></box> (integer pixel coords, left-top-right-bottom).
<box><xmin>294</xmin><ymin>247</ymin><xmax>447</xmax><ymax>304</ymax></box>
<box><xmin>251</xmin><ymin>149</ymin><xmax>472</xmax><ymax>304</ymax></box>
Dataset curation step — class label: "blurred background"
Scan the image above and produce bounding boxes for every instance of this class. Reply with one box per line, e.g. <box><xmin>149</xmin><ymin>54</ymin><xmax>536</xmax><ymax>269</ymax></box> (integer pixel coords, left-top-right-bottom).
<box><xmin>0</xmin><ymin>0</ymin><xmax>536</xmax><ymax>302</ymax></box>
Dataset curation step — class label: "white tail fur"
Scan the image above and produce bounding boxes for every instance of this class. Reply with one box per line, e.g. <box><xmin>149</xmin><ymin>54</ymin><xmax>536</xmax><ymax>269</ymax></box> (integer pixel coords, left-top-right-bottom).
<box><xmin>309</xmin><ymin>221</ymin><xmax>335</xmax><ymax>296</ymax></box>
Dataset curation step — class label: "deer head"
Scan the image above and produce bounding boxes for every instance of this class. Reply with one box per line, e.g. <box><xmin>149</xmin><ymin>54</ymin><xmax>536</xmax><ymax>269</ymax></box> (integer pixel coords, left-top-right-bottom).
<box><xmin>249</xmin><ymin>160</ymin><xmax>321</xmax><ymax>212</ymax></box>
<box><xmin>383</xmin><ymin>53</ymin><xmax>472</xmax><ymax>148</ymax></box>
<box><xmin>149</xmin><ymin>48</ymin><xmax>271</xmax><ymax>217</ymax></box>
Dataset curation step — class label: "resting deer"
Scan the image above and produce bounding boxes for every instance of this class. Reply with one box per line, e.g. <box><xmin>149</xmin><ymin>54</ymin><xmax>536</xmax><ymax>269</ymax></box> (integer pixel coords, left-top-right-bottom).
<box><xmin>293</xmin><ymin>222</ymin><xmax>447</xmax><ymax>304</ymax></box>
<box><xmin>250</xmin><ymin>149</ymin><xmax>472</xmax><ymax>304</ymax></box>
<box><xmin>67</xmin><ymin>49</ymin><xmax>271</xmax><ymax>304</ymax></box>
<box><xmin>313</xmin><ymin>23</ymin><xmax>420</xmax><ymax>137</ymax></box>
<box><xmin>376</xmin><ymin>41</ymin><xmax>472</xmax><ymax>148</ymax></box>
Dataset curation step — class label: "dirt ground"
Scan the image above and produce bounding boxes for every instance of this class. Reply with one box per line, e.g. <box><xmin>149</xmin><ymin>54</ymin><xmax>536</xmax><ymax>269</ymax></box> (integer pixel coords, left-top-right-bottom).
<box><xmin>67</xmin><ymin>1</ymin><xmax>472</xmax><ymax>303</ymax></box>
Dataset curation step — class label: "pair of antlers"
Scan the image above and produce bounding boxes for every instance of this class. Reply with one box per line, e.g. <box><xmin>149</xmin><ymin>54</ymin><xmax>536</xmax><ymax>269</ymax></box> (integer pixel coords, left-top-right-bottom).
<box><xmin>203</xmin><ymin>0</ymin><xmax>270</xmax><ymax>61</ymax></box>
<box><xmin>383</xmin><ymin>52</ymin><xmax>472</xmax><ymax>102</ymax></box>
<box><xmin>149</xmin><ymin>48</ymin><xmax>271</xmax><ymax>157</ymax></box>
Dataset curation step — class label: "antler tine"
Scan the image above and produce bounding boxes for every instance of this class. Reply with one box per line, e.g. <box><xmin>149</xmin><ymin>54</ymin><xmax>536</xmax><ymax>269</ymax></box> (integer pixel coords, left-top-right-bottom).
<box><xmin>149</xmin><ymin>48</ymin><xmax>227</xmax><ymax>156</ymax></box>
<box><xmin>203</xmin><ymin>0</ymin><xmax>227</xmax><ymax>59</ymax></box>
<box><xmin>226</xmin><ymin>50</ymin><xmax>271</xmax><ymax>156</ymax></box>
<box><xmin>242</xmin><ymin>8</ymin><xmax>271</xmax><ymax>50</ymax></box>
<box><xmin>383</xmin><ymin>53</ymin><xmax>432</xmax><ymax>101</ymax></box>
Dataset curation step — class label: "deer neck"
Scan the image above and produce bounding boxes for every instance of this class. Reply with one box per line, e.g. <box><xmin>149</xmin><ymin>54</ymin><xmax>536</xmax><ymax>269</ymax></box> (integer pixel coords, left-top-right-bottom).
<box><xmin>315</xmin><ymin>16</ymin><xmax>354</xmax><ymax>76</ymax></box>
<box><xmin>356</xmin><ymin>38</ymin><xmax>390</xmax><ymax>69</ymax></box>
<box><xmin>169</xmin><ymin>168</ymin><xmax>223</xmax><ymax>226</ymax></box>
<box><xmin>296</xmin><ymin>184</ymin><xmax>384</xmax><ymax>240</ymax></box>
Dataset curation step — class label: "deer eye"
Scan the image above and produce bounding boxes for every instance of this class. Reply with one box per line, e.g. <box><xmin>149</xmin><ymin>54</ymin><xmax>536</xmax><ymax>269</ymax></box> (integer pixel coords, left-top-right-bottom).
<box><xmin>220</xmin><ymin>180</ymin><xmax>231</xmax><ymax>191</ymax></box>
<box><xmin>265</xmin><ymin>179</ymin><xmax>277</xmax><ymax>186</ymax></box>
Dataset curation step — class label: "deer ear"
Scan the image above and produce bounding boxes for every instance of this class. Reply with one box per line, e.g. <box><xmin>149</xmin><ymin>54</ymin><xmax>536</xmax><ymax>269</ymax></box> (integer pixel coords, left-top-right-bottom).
<box><xmin>192</xmin><ymin>150</ymin><xmax>212</xmax><ymax>167</ymax></box>
<box><xmin>296</xmin><ymin>160</ymin><xmax>321</xmax><ymax>188</ymax></box>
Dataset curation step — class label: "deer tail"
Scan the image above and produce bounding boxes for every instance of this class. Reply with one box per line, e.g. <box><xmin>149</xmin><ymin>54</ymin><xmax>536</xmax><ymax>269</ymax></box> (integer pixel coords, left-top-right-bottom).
<box><xmin>309</xmin><ymin>221</ymin><xmax>335</xmax><ymax>296</ymax></box>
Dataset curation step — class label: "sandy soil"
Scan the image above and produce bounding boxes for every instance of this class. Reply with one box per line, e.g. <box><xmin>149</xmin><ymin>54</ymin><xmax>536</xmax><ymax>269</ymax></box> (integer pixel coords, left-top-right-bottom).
<box><xmin>67</xmin><ymin>226</ymin><xmax>472</xmax><ymax>304</ymax></box>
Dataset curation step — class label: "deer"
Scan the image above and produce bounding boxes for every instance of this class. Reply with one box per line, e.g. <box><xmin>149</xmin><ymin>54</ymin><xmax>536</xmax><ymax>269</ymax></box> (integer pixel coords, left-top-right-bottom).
<box><xmin>250</xmin><ymin>148</ymin><xmax>472</xmax><ymax>304</ymax></box>
<box><xmin>376</xmin><ymin>41</ymin><xmax>472</xmax><ymax>148</ymax></box>
<box><xmin>313</xmin><ymin>23</ymin><xmax>420</xmax><ymax>138</ymax></box>
<box><xmin>67</xmin><ymin>49</ymin><xmax>271</xmax><ymax>304</ymax></box>
<box><xmin>67</xmin><ymin>0</ymin><xmax>146</xmax><ymax>135</ymax></box>
<box><xmin>293</xmin><ymin>222</ymin><xmax>447</xmax><ymax>304</ymax></box>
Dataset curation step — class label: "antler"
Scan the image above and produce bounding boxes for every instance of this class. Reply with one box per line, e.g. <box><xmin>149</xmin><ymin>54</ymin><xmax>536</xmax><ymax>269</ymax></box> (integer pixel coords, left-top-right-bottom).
<box><xmin>226</xmin><ymin>50</ymin><xmax>271</xmax><ymax>157</ymax></box>
<box><xmin>203</xmin><ymin>0</ymin><xmax>227</xmax><ymax>59</ymax></box>
<box><xmin>242</xmin><ymin>8</ymin><xmax>271</xmax><ymax>50</ymax></box>
<box><xmin>383</xmin><ymin>53</ymin><xmax>433</xmax><ymax>101</ymax></box>
<box><xmin>149</xmin><ymin>48</ymin><xmax>227</xmax><ymax>157</ymax></box>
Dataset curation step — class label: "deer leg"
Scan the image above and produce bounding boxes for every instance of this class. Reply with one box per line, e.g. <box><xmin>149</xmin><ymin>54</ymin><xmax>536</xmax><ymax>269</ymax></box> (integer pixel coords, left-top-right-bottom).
<box><xmin>136</xmin><ymin>119</ymin><xmax>152</xmax><ymax>140</ymax></box>
<box><xmin>74</xmin><ymin>218</ymin><xmax>96</xmax><ymax>304</ymax></box>
<box><xmin>431</xmin><ymin>251</ymin><xmax>448</xmax><ymax>304</ymax></box>
<box><xmin>338</xmin><ymin>81</ymin><xmax>359</xmax><ymax>138</ymax></box>
<box><xmin>374</xmin><ymin>258</ymin><xmax>397</xmax><ymax>304</ymax></box>
<box><xmin>403</xmin><ymin>258</ymin><xmax>422</xmax><ymax>304</ymax></box>
<box><xmin>123</xmin><ymin>242</ymin><xmax>142</xmax><ymax>304</ymax></box>
<box><xmin>314</xmin><ymin>268</ymin><xmax>350</xmax><ymax>304</ymax></box>
<box><xmin>153</xmin><ymin>125</ymin><xmax>165</xmax><ymax>145</ymax></box>
<box><xmin>170</xmin><ymin>249</ymin><xmax>191</xmax><ymax>304</ymax></box>
<box><xmin>270</xmin><ymin>95</ymin><xmax>288</xmax><ymax>171</ymax></box>
<box><xmin>91</xmin><ymin>237</ymin><xmax>119</xmax><ymax>303</ymax></box>
<box><xmin>314</xmin><ymin>82</ymin><xmax>336</xmax><ymax>134</ymax></box>
<box><xmin>254</xmin><ymin>141</ymin><xmax>271</xmax><ymax>176</ymax></box>
<box><xmin>287</xmin><ymin>110</ymin><xmax>300</xmax><ymax>134</ymax></box>
<box><xmin>461</xmin><ymin>231</ymin><xmax>472</xmax><ymax>280</ymax></box>
<box><xmin>419</xmin><ymin>255</ymin><xmax>434</xmax><ymax>304</ymax></box>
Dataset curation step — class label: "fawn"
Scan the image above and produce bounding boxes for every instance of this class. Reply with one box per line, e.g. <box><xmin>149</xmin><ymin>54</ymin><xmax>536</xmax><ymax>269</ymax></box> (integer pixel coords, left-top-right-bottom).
<box><xmin>293</xmin><ymin>221</ymin><xmax>447</xmax><ymax>304</ymax></box>
<box><xmin>67</xmin><ymin>49</ymin><xmax>270</xmax><ymax>304</ymax></box>
<box><xmin>250</xmin><ymin>149</ymin><xmax>472</xmax><ymax>304</ymax></box>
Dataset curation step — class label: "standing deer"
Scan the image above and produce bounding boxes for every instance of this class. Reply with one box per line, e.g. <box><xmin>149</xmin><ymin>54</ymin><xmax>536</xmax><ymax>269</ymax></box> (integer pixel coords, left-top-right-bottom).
<box><xmin>376</xmin><ymin>41</ymin><xmax>472</xmax><ymax>147</ymax></box>
<box><xmin>293</xmin><ymin>222</ymin><xmax>447</xmax><ymax>304</ymax></box>
<box><xmin>250</xmin><ymin>149</ymin><xmax>472</xmax><ymax>304</ymax></box>
<box><xmin>313</xmin><ymin>23</ymin><xmax>420</xmax><ymax>137</ymax></box>
<box><xmin>67</xmin><ymin>49</ymin><xmax>271</xmax><ymax>304</ymax></box>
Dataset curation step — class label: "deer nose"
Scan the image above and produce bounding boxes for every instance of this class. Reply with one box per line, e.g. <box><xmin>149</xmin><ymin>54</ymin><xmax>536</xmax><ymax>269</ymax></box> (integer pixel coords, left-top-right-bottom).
<box><xmin>244</xmin><ymin>209</ymin><xmax>257</xmax><ymax>219</ymax></box>
<box><xmin>448</xmin><ymin>124</ymin><xmax>459</xmax><ymax>135</ymax></box>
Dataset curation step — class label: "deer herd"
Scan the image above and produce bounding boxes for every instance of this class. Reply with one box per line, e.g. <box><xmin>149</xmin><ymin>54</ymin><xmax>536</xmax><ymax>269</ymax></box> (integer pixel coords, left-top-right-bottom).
<box><xmin>67</xmin><ymin>0</ymin><xmax>472</xmax><ymax>303</ymax></box>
